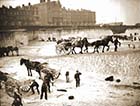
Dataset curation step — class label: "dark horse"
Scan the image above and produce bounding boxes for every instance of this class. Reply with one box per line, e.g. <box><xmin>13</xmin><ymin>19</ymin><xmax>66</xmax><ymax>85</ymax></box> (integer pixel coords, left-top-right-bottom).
<box><xmin>91</xmin><ymin>36</ymin><xmax>114</xmax><ymax>53</ymax></box>
<box><xmin>0</xmin><ymin>47</ymin><xmax>9</xmax><ymax>57</ymax></box>
<box><xmin>71</xmin><ymin>37</ymin><xmax>89</xmax><ymax>54</ymax></box>
<box><xmin>20</xmin><ymin>58</ymin><xmax>41</xmax><ymax>77</ymax></box>
<box><xmin>0</xmin><ymin>46</ymin><xmax>19</xmax><ymax>57</ymax></box>
<box><xmin>7</xmin><ymin>46</ymin><xmax>19</xmax><ymax>56</ymax></box>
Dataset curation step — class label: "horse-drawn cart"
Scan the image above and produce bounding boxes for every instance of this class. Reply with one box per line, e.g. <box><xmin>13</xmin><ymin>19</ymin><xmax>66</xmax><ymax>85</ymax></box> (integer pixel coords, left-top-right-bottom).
<box><xmin>55</xmin><ymin>41</ymin><xmax>72</xmax><ymax>55</ymax></box>
<box><xmin>37</xmin><ymin>62</ymin><xmax>61</xmax><ymax>80</ymax></box>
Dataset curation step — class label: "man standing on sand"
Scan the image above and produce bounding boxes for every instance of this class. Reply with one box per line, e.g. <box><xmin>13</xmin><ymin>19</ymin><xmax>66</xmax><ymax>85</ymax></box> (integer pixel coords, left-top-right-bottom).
<box><xmin>114</xmin><ymin>38</ymin><xmax>121</xmax><ymax>52</ymax></box>
<box><xmin>40</xmin><ymin>80</ymin><xmax>48</xmax><ymax>100</ymax></box>
<box><xmin>74</xmin><ymin>70</ymin><xmax>82</xmax><ymax>87</ymax></box>
<box><xmin>65</xmin><ymin>71</ymin><xmax>70</xmax><ymax>83</ymax></box>
<box><xmin>44</xmin><ymin>72</ymin><xmax>54</xmax><ymax>93</ymax></box>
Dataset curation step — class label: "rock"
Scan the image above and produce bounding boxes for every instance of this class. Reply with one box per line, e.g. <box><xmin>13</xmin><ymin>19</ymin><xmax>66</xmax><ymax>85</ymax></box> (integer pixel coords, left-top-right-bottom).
<box><xmin>68</xmin><ymin>96</ymin><xmax>74</xmax><ymax>100</ymax></box>
<box><xmin>105</xmin><ymin>76</ymin><xmax>114</xmax><ymax>81</ymax></box>
<box><xmin>57</xmin><ymin>89</ymin><xmax>67</xmax><ymax>92</ymax></box>
<box><xmin>116</xmin><ymin>79</ymin><xmax>121</xmax><ymax>83</ymax></box>
<box><xmin>133</xmin><ymin>82</ymin><xmax>140</xmax><ymax>85</ymax></box>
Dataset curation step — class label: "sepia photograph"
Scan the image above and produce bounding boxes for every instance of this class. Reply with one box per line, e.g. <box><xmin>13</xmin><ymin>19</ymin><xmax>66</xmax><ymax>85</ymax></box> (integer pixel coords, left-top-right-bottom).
<box><xmin>0</xmin><ymin>0</ymin><xmax>140</xmax><ymax>106</ymax></box>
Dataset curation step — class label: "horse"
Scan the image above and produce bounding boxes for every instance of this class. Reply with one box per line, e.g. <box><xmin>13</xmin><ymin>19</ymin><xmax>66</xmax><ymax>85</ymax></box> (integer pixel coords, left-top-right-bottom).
<box><xmin>7</xmin><ymin>46</ymin><xmax>19</xmax><ymax>56</ymax></box>
<box><xmin>71</xmin><ymin>37</ymin><xmax>89</xmax><ymax>54</ymax></box>
<box><xmin>91</xmin><ymin>36</ymin><xmax>114</xmax><ymax>53</ymax></box>
<box><xmin>0</xmin><ymin>47</ymin><xmax>10</xmax><ymax>57</ymax></box>
<box><xmin>84</xmin><ymin>40</ymin><xmax>96</xmax><ymax>53</ymax></box>
<box><xmin>20</xmin><ymin>58</ymin><xmax>41</xmax><ymax>77</ymax></box>
<box><xmin>0</xmin><ymin>47</ymin><xmax>5</xmax><ymax>57</ymax></box>
<box><xmin>0</xmin><ymin>46</ymin><xmax>19</xmax><ymax>57</ymax></box>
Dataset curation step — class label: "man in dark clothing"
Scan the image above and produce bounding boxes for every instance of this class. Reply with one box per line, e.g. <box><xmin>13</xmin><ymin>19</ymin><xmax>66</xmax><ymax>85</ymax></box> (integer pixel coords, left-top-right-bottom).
<box><xmin>44</xmin><ymin>72</ymin><xmax>54</xmax><ymax>93</ymax></box>
<box><xmin>12</xmin><ymin>91</ymin><xmax>23</xmax><ymax>106</ymax></box>
<box><xmin>40</xmin><ymin>80</ymin><xmax>47</xmax><ymax>100</ymax></box>
<box><xmin>12</xmin><ymin>98</ymin><xmax>23</xmax><ymax>106</ymax></box>
<box><xmin>13</xmin><ymin>91</ymin><xmax>22</xmax><ymax>103</ymax></box>
<box><xmin>74</xmin><ymin>70</ymin><xmax>82</xmax><ymax>87</ymax></box>
<box><xmin>65</xmin><ymin>71</ymin><xmax>70</xmax><ymax>83</ymax></box>
<box><xmin>114</xmin><ymin>38</ymin><xmax>121</xmax><ymax>52</ymax></box>
<box><xmin>29</xmin><ymin>80</ymin><xmax>40</xmax><ymax>94</ymax></box>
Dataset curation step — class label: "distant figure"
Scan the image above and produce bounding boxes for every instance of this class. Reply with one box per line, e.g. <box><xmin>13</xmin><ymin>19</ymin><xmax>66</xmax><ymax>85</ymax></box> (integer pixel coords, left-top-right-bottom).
<box><xmin>128</xmin><ymin>44</ymin><xmax>131</xmax><ymax>48</ymax></box>
<box><xmin>48</xmin><ymin>37</ymin><xmax>51</xmax><ymax>42</ymax></box>
<box><xmin>40</xmin><ymin>80</ymin><xmax>47</xmax><ymax>100</ymax></box>
<box><xmin>11</xmin><ymin>98</ymin><xmax>23</xmax><ymax>106</ymax></box>
<box><xmin>138</xmin><ymin>37</ymin><xmax>140</xmax><ymax>41</ymax></box>
<box><xmin>65</xmin><ymin>71</ymin><xmax>70</xmax><ymax>83</ymax></box>
<box><xmin>52</xmin><ymin>37</ymin><xmax>56</xmax><ymax>41</ymax></box>
<box><xmin>44</xmin><ymin>72</ymin><xmax>54</xmax><ymax>93</ymax></box>
<box><xmin>128</xmin><ymin>43</ymin><xmax>135</xmax><ymax>49</ymax></box>
<box><xmin>114</xmin><ymin>38</ymin><xmax>121</xmax><ymax>52</ymax></box>
<box><xmin>29</xmin><ymin>80</ymin><xmax>40</xmax><ymax>94</ymax></box>
<box><xmin>74</xmin><ymin>70</ymin><xmax>82</xmax><ymax>87</ymax></box>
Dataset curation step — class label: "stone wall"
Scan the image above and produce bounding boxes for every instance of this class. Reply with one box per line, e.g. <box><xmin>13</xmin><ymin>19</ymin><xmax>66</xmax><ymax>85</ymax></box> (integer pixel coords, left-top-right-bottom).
<box><xmin>0</xmin><ymin>30</ymin><xmax>38</xmax><ymax>47</ymax></box>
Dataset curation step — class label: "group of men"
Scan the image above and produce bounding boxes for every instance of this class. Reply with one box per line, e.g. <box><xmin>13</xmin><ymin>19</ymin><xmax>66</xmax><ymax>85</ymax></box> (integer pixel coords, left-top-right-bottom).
<box><xmin>11</xmin><ymin>70</ymin><xmax>82</xmax><ymax>106</ymax></box>
<box><xmin>11</xmin><ymin>71</ymin><xmax>54</xmax><ymax>106</ymax></box>
<box><xmin>29</xmin><ymin>72</ymin><xmax>54</xmax><ymax>100</ymax></box>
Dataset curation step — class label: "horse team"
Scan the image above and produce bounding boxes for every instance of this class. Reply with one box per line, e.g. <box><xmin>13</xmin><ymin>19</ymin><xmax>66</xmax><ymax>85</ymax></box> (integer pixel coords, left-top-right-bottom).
<box><xmin>0</xmin><ymin>46</ymin><xmax>19</xmax><ymax>57</ymax></box>
<box><xmin>56</xmin><ymin>36</ymin><xmax>121</xmax><ymax>55</ymax></box>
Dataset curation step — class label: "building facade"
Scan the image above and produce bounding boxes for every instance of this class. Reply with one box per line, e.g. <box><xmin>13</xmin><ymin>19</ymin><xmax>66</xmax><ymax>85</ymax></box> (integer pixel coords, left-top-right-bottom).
<box><xmin>0</xmin><ymin>4</ymin><xmax>38</xmax><ymax>26</ymax></box>
<box><xmin>0</xmin><ymin>0</ymin><xmax>96</xmax><ymax>27</ymax></box>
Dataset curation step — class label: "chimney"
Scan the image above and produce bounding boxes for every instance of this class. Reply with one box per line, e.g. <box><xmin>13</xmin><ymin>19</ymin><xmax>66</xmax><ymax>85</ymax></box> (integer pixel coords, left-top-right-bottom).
<box><xmin>40</xmin><ymin>0</ymin><xmax>46</xmax><ymax>3</ymax></box>
<box><xmin>9</xmin><ymin>6</ymin><xmax>13</xmax><ymax>9</ymax></box>
<box><xmin>28</xmin><ymin>2</ymin><xmax>31</xmax><ymax>6</ymax></box>
<box><xmin>22</xmin><ymin>4</ymin><xmax>25</xmax><ymax>7</ymax></box>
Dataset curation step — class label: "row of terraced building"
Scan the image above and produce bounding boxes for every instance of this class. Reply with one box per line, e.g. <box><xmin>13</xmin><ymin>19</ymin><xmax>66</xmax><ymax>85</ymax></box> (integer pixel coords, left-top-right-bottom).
<box><xmin>0</xmin><ymin>0</ymin><xmax>96</xmax><ymax>27</ymax></box>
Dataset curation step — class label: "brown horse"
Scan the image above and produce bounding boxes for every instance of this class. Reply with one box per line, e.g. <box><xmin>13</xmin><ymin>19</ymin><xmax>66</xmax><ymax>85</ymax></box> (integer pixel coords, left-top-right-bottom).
<box><xmin>89</xmin><ymin>36</ymin><xmax>114</xmax><ymax>53</ymax></box>
<box><xmin>71</xmin><ymin>37</ymin><xmax>89</xmax><ymax>54</ymax></box>
<box><xmin>20</xmin><ymin>58</ymin><xmax>41</xmax><ymax>77</ymax></box>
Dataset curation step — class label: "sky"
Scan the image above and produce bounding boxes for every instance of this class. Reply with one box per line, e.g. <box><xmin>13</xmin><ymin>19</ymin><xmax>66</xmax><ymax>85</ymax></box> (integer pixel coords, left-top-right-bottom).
<box><xmin>0</xmin><ymin>0</ymin><xmax>140</xmax><ymax>25</ymax></box>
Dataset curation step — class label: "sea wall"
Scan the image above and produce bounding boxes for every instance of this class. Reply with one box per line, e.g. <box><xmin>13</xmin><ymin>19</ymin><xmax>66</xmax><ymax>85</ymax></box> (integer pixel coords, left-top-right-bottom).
<box><xmin>0</xmin><ymin>28</ymin><xmax>113</xmax><ymax>47</ymax></box>
<box><xmin>0</xmin><ymin>27</ymin><xmax>140</xmax><ymax>47</ymax></box>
